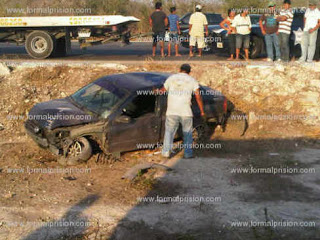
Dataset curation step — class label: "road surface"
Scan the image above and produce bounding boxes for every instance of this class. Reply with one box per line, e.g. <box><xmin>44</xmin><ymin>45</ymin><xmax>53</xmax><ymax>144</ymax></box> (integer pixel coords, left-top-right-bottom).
<box><xmin>0</xmin><ymin>42</ymin><xmax>229</xmax><ymax>61</ymax></box>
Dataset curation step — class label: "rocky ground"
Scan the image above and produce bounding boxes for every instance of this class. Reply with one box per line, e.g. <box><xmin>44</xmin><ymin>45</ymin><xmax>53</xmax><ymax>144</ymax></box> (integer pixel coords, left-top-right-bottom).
<box><xmin>0</xmin><ymin>61</ymin><xmax>319</xmax><ymax>240</ymax></box>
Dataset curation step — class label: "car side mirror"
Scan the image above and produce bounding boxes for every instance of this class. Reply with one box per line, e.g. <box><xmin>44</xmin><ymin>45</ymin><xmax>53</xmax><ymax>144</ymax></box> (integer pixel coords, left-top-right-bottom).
<box><xmin>115</xmin><ymin>115</ymin><xmax>132</xmax><ymax>124</ymax></box>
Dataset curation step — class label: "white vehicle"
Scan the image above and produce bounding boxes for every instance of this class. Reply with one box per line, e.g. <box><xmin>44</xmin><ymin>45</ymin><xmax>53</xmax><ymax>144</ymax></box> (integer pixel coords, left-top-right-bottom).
<box><xmin>0</xmin><ymin>15</ymin><xmax>140</xmax><ymax>59</ymax></box>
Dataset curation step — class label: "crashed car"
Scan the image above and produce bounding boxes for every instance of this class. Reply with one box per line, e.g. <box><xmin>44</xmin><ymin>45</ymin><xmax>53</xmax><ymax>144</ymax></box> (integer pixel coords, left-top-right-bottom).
<box><xmin>25</xmin><ymin>72</ymin><xmax>235</xmax><ymax>165</ymax></box>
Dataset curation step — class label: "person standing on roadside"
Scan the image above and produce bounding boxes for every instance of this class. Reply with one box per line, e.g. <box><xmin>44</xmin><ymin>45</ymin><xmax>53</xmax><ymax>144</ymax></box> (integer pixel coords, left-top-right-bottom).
<box><xmin>220</xmin><ymin>9</ymin><xmax>236</xmax><ymax>60</ymax></box>
<box><xmin>298</xmin><ymin>0</ymin><xmax>320</xmax><ymax>63</ymax></box>
<box><xmin>189</xmin><ymin>5</ymin><xmax>209</xmax><ymax>57</ymax></box>
<box><xmin>155</xmin><ymin>64</ymin><xmax>205</xmax><ymax>159</ymax></box>
<box><xmin>149</xmin><ymin>2</ymin><xmax>168</xmax><ymax>57</ymax></box>
<box><xmin>259</xmin><ymin>1</ymin><xmax>281</xmax><ymax>62</ymax></box>
<box><xmin>277</xmin><ymin>0</ymin><xmax>294</xmax><ymax>62</ymax></box>
<box><xmin>232</xmin><ymin>8</ymin><xmax>252</xmax><ymax>60</ymax></box>
<box><xmin>168</xmin><ymin>7</ymin><xmax>181</xmax><ymax>57</ymax></box>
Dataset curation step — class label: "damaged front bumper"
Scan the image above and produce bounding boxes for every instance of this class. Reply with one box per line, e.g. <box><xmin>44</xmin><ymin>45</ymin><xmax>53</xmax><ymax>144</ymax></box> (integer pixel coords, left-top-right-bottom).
<box><xmin>24</xmin><ymin>121</ymin><xmax>60</xmax><ymax>155</ymax></box>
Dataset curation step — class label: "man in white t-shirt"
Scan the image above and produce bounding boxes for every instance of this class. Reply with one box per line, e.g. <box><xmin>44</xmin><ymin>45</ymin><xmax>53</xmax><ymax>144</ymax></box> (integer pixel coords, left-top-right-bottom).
<box><xmin>232</xmin><ymin>8</ymin><xmax>252</xmax><ymax>60</ymax></box>
<box><xmin>155</xmin><ymin>64</ymin><xmax>205</xmax><ymax>158</ymax></box>
<box><xmin>189</xmin><ymin>5</ymin><xmax>209</xmax><ymax>57</ymax></box>
<box><xmin>298</xmin><ymin>0</ymin><xmax>320</xmax><ymax>63</ymax></box>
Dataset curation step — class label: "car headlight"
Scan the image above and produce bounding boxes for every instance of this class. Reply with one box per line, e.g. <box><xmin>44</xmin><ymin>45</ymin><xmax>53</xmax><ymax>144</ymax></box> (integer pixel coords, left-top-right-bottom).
<box><xmin>34</xmin><ymin>126</ymin><xmax>40</xmax><ymax>133</ymax></box>
<box><xmin>56</xmin><ymin>131</ymin><xmax>70</xmax><ymax>139</ymax></box>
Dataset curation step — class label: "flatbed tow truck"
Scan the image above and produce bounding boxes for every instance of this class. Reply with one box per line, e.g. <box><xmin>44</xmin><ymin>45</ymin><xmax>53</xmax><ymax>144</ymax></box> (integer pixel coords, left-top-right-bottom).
<box><xmin>0</xmin><ymin>15</ymin><xmax>140</xmax><ymax>59</ymax></box>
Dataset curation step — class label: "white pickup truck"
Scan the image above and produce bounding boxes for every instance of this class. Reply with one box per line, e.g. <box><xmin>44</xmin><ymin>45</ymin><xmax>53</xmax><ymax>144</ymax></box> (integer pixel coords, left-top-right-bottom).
<box><xmin>0</xmin><ymin>15</ymin><xmax>140</xmax><ymax>59</ymax></box>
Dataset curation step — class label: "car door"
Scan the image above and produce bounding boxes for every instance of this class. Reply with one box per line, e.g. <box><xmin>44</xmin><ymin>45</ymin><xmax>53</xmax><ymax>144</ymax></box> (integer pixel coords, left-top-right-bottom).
<box><xmin>107</xmin><ymin>93</ymin><xmax>162</xmax><ymax>153</ymax></box>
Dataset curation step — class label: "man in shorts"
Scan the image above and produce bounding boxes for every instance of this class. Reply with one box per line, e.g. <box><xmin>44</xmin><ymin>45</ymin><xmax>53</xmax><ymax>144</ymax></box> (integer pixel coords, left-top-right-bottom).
<box><xmin>168</xmin><ymin>7</ymin><xmax>181</xmax><ymax>56</ymax></box>
<box><xmin>232</xmin><ymin>7</ymin><xmax>252</xmax><ymax>60</ymax></box>
<box><xmin>149</xmin><ymin>2</ymin><xmax>168</xmax><ymax>57</ymax></box>
<box><xmin>189</xmin><ymin>5</ymin><xmax>209</xmax><ymax>57</ymax></box>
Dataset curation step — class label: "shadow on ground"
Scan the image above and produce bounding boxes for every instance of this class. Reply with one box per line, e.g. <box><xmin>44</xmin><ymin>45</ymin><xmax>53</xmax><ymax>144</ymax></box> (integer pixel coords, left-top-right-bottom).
<box><xmin>22</xmin><ymin>194</ymin><xmax>99</xmax><ymax>240</ymax></box>
<box><xmin>109</xmin><ymin>137</ymin><xmax>320</xmax><ymax>240</ymax></box>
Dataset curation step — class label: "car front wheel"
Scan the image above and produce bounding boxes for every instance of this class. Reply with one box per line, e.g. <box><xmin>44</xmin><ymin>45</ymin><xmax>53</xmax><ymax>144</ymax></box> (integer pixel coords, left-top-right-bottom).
<box><xmin>58</xmin><ymin>137</ymin><xmax>92</xmax><ymax>166</ymax></box>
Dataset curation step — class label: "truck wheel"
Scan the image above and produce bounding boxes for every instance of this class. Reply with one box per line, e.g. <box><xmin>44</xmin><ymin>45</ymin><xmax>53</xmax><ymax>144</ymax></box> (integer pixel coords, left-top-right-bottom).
<box><xmin>58</xmin><ymin>137</ymin><xmax>92</xmax><ymax>166</ymax></box>
<box><xmin>25</xmin><ymin>31</ymin><xmax>55</xmax><ymax>59</ymax></box>
<box><xmin>250</xmin><ymin>36</ymin><xmax>263</xmax><ymax>59</ymax></box>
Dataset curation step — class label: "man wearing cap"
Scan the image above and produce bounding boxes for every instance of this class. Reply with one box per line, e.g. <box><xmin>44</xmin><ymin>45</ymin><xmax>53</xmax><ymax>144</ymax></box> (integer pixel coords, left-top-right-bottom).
<box><xmin>277</xmin><ymin>0</ymin><xmax>294</xmax><ymax>62</ymax></box>
<box><xmin>259</xmin><ymin>1</ymin><xmax>281</xmax><ymax>62</ymax></box>
<box><xmin>298</xmin><ymin>0</ymin><xmax>320</xmax><ymax>63</ymax></box>
<box><xmin>154</xmin><ymin>64</ymin><xmax>205</xmax><ymax>159</ymax></box>
<box><xmin>189</xmin><ymin>5</ymin><xmax>209</xmax><ymax>57</ymax></box>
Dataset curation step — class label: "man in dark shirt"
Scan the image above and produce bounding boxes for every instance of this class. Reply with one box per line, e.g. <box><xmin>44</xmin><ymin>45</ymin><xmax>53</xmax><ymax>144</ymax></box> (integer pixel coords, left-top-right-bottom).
<box><xmin>149</xmin><ymin>2</ymin><xmax>168</xmax><ymax>57</ymax></box>
<box><xmin>259</xmin><ymin>1</ymin><xmax>280</xmax><ymax>62</ymax></box>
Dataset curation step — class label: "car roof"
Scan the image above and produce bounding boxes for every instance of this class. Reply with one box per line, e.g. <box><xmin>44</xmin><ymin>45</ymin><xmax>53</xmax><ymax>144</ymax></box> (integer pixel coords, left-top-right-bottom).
<box><xmin>95</xmin><ymin>72</ymin><xmax>172</xmax><ymax>93</ymax></box>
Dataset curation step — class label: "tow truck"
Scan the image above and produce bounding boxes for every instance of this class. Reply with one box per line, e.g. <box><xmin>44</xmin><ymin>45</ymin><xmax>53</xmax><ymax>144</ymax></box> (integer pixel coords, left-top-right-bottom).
<box><xmin>0</xmin><ymin>15</ymin><xmax>140</xmax><ymax>59</ymax></box>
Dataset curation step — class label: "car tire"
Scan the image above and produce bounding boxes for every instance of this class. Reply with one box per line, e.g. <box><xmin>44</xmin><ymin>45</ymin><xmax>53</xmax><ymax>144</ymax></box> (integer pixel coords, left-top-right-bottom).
<box><xmin>58</xmin><ymin>137</ymin><xmax>92</xmax><ymax>166</ymax></box>
<box><xmin>193</xmin><ymin>124</ymin><xmax>208</xmax><ymax>143</ymax></box>
<box><xmin>250</xmin><ymin>36</ymin><xmax>263</xmax><ymax>59</ymax></box>
<box><xmin>25</xmin><ymin>31</ymin><xmax>55</xmax><ymax>59</ymax></box>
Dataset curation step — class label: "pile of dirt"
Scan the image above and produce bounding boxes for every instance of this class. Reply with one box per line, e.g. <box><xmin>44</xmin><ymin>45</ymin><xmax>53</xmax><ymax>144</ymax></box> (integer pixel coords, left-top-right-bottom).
<box><xmin>199</xmin><ymin>63</ymin><xmax>320</xmax><ymax>123</ymax></box>
<box><xmin>195</xmin><ymin>63</ymin><xmax>320</xmax><ymax>138</ymax></box>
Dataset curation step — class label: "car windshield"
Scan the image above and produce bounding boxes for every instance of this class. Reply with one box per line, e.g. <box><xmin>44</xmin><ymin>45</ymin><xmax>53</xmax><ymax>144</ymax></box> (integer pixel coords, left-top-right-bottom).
<box><xmin>206</xmin><ymin>14</ymin><xmax>223</xmax><ymax>24</ymax></box>
<box><xmin>71</xmin><ymin>83</ymin><xmax>122</xmax><ymax>118</ymax></box>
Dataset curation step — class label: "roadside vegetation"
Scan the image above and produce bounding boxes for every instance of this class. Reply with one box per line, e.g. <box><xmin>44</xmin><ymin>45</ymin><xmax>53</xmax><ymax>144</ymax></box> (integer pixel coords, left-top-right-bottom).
<box><xmin>0</xmin><ymin>0</ymin><xmax>310</xmax><ymax>33</ymax></box>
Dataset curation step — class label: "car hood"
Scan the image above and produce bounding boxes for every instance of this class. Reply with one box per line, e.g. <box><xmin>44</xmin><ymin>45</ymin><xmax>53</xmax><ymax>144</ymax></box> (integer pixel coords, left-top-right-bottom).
<box><xmin>28</xmin><ymin>98</ymin><xmax>98</xmax><ymax>130</ymax></box>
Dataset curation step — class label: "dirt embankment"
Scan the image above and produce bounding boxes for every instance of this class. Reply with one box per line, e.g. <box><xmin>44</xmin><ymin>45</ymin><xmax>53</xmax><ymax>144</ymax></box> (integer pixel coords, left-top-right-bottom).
<box><xmin>1</xmin><ymin>62</ymin><xmax>319</xmax><ymax>141</ymax></box>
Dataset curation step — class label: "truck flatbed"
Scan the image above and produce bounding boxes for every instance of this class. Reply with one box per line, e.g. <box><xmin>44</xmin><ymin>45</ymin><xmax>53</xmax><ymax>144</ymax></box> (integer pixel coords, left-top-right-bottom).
<box><xmin>0</xmin><ymin>15</ymin><xmax>139</xmax><ymax>27</ymax></box>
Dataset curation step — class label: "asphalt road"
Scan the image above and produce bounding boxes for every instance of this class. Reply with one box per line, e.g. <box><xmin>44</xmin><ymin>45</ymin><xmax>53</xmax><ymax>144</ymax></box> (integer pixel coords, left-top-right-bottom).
<box><xmin>0</xmin><ymin>42</ymin><xmax>228</xmax><ymax>61</ymax></box>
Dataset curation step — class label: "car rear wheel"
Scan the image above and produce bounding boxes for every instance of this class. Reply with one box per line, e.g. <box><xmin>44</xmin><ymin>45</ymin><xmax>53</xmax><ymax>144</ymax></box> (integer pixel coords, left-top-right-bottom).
<box><xmin>58</xmin><ymin>137</ymin><xmax>92</xmax><ymax>166</ymax></box>
<box><xmin>250</xmin><ymin>36</ymin><xmax>263</xmax><ymax>59</ymax></box>
<box><xmin>193</xmin><ymin>124</ymin><xmax>207</xmax><ymax>143</ymax></box>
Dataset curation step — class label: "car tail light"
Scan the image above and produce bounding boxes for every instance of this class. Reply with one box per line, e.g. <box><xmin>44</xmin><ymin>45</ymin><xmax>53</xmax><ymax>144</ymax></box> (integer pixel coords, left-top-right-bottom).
<box><xmin>223</xmin><ymin>97</ymin><xmax>227</xmax><ymax>113</ymax></box>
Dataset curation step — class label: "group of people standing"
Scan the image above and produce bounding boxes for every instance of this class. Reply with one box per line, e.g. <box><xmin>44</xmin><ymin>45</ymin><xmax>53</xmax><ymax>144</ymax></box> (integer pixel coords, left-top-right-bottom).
<box><xmin>220</xmin><ymin>8</ymin><xmax>252</xmax><ymax>60</ymax></box>
<box><xmin>221</xmin><ymin>0</ymin><xmax>320</xmax><ymax>63</ymax></box>
<box><xmin>150</xmin><ymin>0</ymin><xmax>320</xmax><ymax>62</ymax></box>
<box><xmin>149</xmin><ymin>2</ymin><xmax>208</xmax><ymax>57</ymax></box>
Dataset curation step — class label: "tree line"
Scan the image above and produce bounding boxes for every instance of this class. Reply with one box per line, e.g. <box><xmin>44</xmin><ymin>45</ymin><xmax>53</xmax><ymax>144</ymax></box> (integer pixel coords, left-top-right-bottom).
<box><xmin>0</xmin><ymin>0</ymin><xmax>309</xmax><ymax>32</ymax></box>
